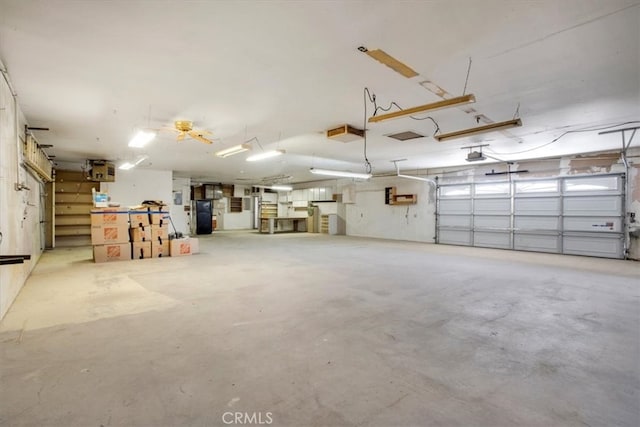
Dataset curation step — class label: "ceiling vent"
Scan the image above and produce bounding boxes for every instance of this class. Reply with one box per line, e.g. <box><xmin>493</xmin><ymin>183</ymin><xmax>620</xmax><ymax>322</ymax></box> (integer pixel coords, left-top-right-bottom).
<box><xmin>326</xmin><ymin>125</ymin><xmax>364</xmax><ymax>142</ymax></box>
<box><xmin>386</xmin><ymin>131</ymin><xmax>425</xmax><ymax>141</ymax></box>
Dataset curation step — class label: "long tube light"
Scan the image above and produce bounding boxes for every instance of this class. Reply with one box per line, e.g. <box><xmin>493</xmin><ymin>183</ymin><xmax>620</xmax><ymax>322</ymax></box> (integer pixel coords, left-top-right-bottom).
<box><xmin>368</xmin><ymin>94</ymin><xmax>476</xmax><ymax>123</ymax></box>
<box><xmin>435</xmin><ymin>118</ymin><xmax>522</xmax><ymax>142</ymax></box>
<box><xmin>215</xmin><ymin>143</ymin><xmax>251</xmax><ymax>158</ymax></box>
<box><xmin>119</xmin><ymin>155</ymin><xmax>148</xmax><ymax>170</ymax></box>
<box><xmin>253</xmin><ymin>184</ymin><xmax>293</xmax><ymax>191</ymax></box>
<box><xmin>128</xmin><ymin>130</ymin><xmax>156</xmax><ymax>148</ymax></box>
<box><xmin>309</xmin><ymin>168</ymin><xmax>371</xmax><ymax>179</ymax></box>
<box><xmin>246</xmin><ymin>149</ymin><xmax>285</xmax><ymax>162</ymax></box>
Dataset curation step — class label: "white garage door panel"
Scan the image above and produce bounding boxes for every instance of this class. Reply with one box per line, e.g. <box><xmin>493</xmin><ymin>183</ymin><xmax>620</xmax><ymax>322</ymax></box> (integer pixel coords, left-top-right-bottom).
<box><xmin>437</xmin><ymin>175</ymin><xmax>624</xmax><ymax>259</ymax></box>
<box><xmin>474</xmin><ymin>231</ymin><xmax>511</xmax><ymax>249</ymax></box>
<box><xmin>563</xmin><ymin>233</ymin><xmax>623</xmax><ymax>258</ymax></box>
<box><xmin>514</xmin><ymin>197</ymin><xmax>560</xmax><ymax>215</ymax></box>
<box><xmin>563</xmin><ymin>196</ymin><xmax>622</xmax><ymax>216</ymax></box>
<box><xmin>563</xmin><ymin>217</ymin><xmax>622</xmax><ymax>233</ymax></box>
<box><xmin>474</xmin><ymin>198</ymin><xmax>510</xmax><ymax>215</ymax></box>
<box><xmin>515</xmin><ymin>216</ymin><xmax>560</xmax><ymax>231</ymax></box>
<box><xmin>440</xmin><ymin>199</ymin><xmax>471</xmax><ymax>214</ymax></box>
<box><xmin>439</xmin><ymin>229</ymin><xmax>472</xmax><ymax>245</ymax></box>
<box><xmin>474</xmin><ymin>215</ymin><xmax>510</xmax><ymax>229</ymax></box>
<box><xmin>439</xmin><ymin>215</ymin><xmax>471</xmax><ymax>228</ymax></box>
<box><xmin>515</xmin><ymin>233</ymin><xmax>560</xmax><ymax>253</ymax></box>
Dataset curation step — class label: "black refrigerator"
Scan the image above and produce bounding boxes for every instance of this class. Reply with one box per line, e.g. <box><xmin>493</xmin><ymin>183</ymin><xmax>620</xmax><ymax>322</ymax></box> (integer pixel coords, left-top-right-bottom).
<box><xmin>195</xmin><ymin>199</ymin><xmax>213</xmax><ymax>235</ymax></box>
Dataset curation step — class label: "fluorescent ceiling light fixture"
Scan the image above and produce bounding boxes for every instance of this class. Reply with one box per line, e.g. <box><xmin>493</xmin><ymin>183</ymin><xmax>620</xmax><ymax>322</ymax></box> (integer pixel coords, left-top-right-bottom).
<box><xmin>368</xmin><ymin>94</ymin><xmax>476</xmax><ymax>123</ymax></box>
<box><xmin>134</xmin><ymin>155</ymin><xmax>148</xmax><ymax>166</ymax></box>
<box><xmin>253</xmin><ymin>184</ymin><xmax>293</xmax><ymax>191</ymax></box>
<box><xmin>246</xmin><ymin>149</ymin><xmax>285</xmax><ymax>162</ymax></box>
<box><xmin>215</xmin><ymin>143</ymin><xmax>251</xmax><ymax>158</ymax></box>
<box><xmin>128</xmin><ymin>130</ymin><xmax>156</xmax><ymax>148</ymax></box>
<box><xmin>309</xmin><ymin>168</ymin><xmax>371</xmax><ymax>179</ymax></box>
<box><xmin>435</xmin><ymin>119</ymin><xmax>523</xmax><ymax>142</ymax></box>
<box><xmin>119</xmin><ymin>155</ymin><xmax>148</xmax><ymax>170</ymax></box>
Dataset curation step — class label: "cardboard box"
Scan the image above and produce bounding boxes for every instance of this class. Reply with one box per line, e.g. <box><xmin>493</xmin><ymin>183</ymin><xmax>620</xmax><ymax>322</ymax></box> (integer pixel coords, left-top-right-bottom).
<box><xmin>90</xmin><ymin>161</ymin><xmax>115</xmax><ymax>182</ymax></box>
<box><xmin>151</xmin><ymin>239</ymin><xmax>170</xmax><ymax>258</ymax></box>
<box><xmin>93</xmin><ymin>243</ymin><xmax>131</xmax><ymax>263</ymax></box>
<box><xmin>149</xmin><ymin>210</ymin><xmax>170</xmax><ymax>225</ymax></box>
<box><xmin>91</xmin><ymin>225</ymin><xmax>130</xmax><ymax>245</ymax></box>
<box><xmin>91</xmin><ymin>208</ymin><xmax>129</xmax><ymax>227</ymax></box>
<box><xmin>170</xmin><ymin>238</ymin><xmax>194</xmax><ymax>257</ymax></box>
<box><xmin>129</xmin><ymin>211</ymin><xmax>150</xmax><ymax>228</ymax></box>
<box><xmin>151</xmin><ymin>224</ymin><xmax>169</xmax><ymax>241</ymax></box>
<box><xmin>130</xmin><ymin>226</ymin><xmax>151</xmax><ymax>242</ymax></box>
<box><xmin>131</xmin><ymin>241</ymin><xmax>152</xmax><ymax>259</ymax></box>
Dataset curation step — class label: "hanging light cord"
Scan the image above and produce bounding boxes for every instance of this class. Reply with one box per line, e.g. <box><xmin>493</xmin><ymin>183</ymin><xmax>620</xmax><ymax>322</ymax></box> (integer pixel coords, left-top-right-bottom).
<box><xmin>363</xmin><ymin>88</ymin><xmax>373</xmax><ymax>173</ymax></box>
<box><xmin>365</xmin><ymin>87</ymin><xmax>440</xmax><ymax>136</ymax></box>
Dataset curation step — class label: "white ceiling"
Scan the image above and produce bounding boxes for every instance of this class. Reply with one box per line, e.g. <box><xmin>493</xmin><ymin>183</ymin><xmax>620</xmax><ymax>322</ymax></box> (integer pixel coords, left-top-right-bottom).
<box><xmin>1</xmin><ymin>0</ymin><xmax>639</xmax><ymax>184</ymax></box>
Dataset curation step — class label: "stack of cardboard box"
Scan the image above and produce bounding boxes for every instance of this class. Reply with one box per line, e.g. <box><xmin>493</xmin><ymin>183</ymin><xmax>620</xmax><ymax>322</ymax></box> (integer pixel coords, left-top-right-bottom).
<box><xmin>129</xmin><ymin>209</ymin><xmax>152</xmax><ymax>259</ymax></box>
<box><xmin>91</xmin><ymin>208</ymin><xmax>131</xmax><ymax>263</ymax></box>
<box><xmin>149</xmin><ymin>208</ymin><xmax>170</xmax><ymax>257</ymax></box>
<box><xmin>91</xmin><ymin>204</ymin><xmax>198</xmax><ymax>262</ymax></box>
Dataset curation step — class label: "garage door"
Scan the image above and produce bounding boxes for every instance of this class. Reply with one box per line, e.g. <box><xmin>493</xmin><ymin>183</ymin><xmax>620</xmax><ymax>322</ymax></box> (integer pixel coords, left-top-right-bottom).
<box><xmin>436</xmin><ymin>174</ymin><xmax>625</xmax><ymax>259</ymax></box>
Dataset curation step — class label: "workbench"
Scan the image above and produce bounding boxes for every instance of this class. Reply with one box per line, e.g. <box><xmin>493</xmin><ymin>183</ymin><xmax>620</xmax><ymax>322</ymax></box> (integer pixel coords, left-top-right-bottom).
<box><xmin>259</xmin><ymin>217</ymin><xmax>307</xmax><ymax>234</ymax></box>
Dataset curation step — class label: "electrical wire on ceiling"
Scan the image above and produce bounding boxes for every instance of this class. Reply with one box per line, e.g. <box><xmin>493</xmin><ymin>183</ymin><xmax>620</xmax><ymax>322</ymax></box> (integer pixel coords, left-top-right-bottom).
<box><xmin>364</xmin><ymin>87</ymin><xmax>440</xmax><ymax>135</ymax></box>
<box><xmin>462</xmin><ymin>57</ymin><xmax>472</xmax><ymax>96</ymax></box>
<box><xmin>485</xmin><ymin>120</ymin><xmax>640</xmax><ymax>155</ymax></box>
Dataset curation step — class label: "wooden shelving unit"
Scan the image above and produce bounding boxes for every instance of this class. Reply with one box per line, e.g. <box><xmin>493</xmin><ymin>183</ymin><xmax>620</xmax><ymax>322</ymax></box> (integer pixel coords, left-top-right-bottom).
<box><xmin>54</xmin><ymin>170</ymin><xmax>99</xmax><ymax>247</ymax></box>
<box><xmin>320</xmin><ymin>214</ymin><xmax>329</xmax><ymax>234</ymax></box>
<box><xmin>229</xmin><ymin>197</ymin><xmax>242</xmax><ymax>213</ymax></box>
<box><xmin>385</xmin><ymin>186</ymin><xmax>417</xmax><ymax>205</ymax></box>
<box><xmin>259</xmin><ymin>202</ymin><xmax>277</xmax><ymax>232</ymax></box>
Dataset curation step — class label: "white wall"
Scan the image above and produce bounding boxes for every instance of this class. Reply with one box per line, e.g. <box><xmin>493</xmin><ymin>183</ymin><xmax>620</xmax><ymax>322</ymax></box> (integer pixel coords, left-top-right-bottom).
<box><xmin>171</xmin><ymin>176</ymin><xmax>191</xmax><ymax>235</ymax></box>
<box><xmin>100</xmin><ymin>169</ymin><xmax>172</xmax><ymax>209</ymax></box>
<box><xmin>0</xmin><ymin>70</ymin><xmax>43</xmax><ymax>320</ymax></box>
<box><xmin>221</xmin><ymin>200</ymin><xmax>253</xmax><ymax>230</ymax></box>
<box><xmin>343</xmin><ymin>177</ymin><xmax>436</xmax><ymax>242</ymax></box>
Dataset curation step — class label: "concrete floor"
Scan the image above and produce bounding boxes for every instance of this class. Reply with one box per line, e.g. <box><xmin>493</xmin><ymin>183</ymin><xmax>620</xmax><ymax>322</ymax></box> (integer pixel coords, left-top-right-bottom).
<box><xmin>1</xmin><ymin>231</ymin><xmax>638</xmax><ymax>427</ymax></box>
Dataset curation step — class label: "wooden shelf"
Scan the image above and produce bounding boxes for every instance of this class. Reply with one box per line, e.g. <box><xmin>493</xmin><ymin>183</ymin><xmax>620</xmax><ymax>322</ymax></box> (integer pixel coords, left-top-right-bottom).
<box><xmin>385</xmin><ymin>186</ymin><xmax>417</xmax><ymax>205</ymax></box>
<box><xmin>229</xmin><ymin>197</ymin><xmax>242</xmax><ymax>213</ymax></box>
<box><xmin>259</xmin><ymin>203</ymin><xmax>277</xmax><ymax>232</ymax></box>
<box><xmin>54</xmin><ymin>170</ymin><xmax>99</xmax><ymax>247</ymax></box>
<box><xmin>320</xmin><ymin>214</ymin><xmax>329</xmax><ymax>234</ymax></box>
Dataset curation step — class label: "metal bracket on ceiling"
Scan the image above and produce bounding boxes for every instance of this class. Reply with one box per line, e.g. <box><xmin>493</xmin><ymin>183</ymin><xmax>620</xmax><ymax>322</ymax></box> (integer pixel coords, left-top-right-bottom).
<box><xmin>391</xmin><ymin>159</ymin><xmax>436</xmax><ymax>184</ymax></box>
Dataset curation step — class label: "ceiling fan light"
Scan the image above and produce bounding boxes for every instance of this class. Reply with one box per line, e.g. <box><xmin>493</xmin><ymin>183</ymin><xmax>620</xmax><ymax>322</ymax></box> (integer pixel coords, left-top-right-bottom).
<box><xmin>246</xmin><ymin>149</ymin><xmax>285</xmax><ymax>162</ymax></box>
<box><xmin>215</xmin><ymin>143</ymin><xmax>251</xmax><ymax>158</ymax></box>
<box><xmin>309</xmin><ymin>168</ymin><xmax>371</xmax><ymax>179</ymax></box>
<box><xmin>128</xmin><ymin>130</ymin><xmax>156</xmax><ymax>148</ymax></box>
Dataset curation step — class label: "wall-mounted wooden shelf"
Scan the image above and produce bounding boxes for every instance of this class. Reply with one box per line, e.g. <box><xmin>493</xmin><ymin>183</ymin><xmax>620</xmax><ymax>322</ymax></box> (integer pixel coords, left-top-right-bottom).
<box><xmin>385</xmin><ymin>186</ymin><xmax>417</xmax><ymax>205</ymax></box>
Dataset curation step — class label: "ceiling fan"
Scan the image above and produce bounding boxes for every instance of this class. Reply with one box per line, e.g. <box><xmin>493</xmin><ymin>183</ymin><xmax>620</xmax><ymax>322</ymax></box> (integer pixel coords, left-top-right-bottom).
<box><xmin>165</xmin><ymin>120</ymin><xmax>215</xmax><ymax>144</ymax></box>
